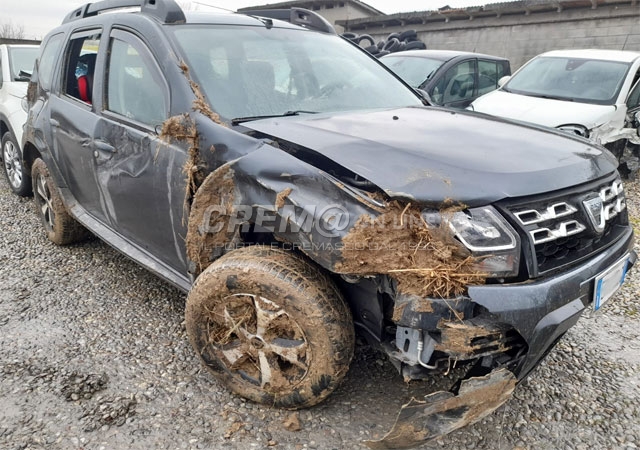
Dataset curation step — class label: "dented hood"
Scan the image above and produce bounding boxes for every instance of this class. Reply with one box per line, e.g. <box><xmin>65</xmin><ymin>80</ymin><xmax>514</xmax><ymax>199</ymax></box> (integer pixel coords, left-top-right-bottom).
<box><xmin>242</xmin><ymin>107</ymin><xmax>618</xmax><ymax>206</ymax></box>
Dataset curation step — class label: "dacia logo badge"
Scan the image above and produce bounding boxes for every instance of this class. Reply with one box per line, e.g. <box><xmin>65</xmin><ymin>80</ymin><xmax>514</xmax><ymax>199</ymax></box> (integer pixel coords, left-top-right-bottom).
<box><xmin>583</xmin><ymin>196</ymin><xmax>605</xmax><ymax>233</ymax></box>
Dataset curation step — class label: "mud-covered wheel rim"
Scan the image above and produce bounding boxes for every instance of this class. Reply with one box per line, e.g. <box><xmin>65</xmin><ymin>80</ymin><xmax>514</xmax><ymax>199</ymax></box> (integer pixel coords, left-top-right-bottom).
<box><xmin>34</xmin><ymin>173</ymin><xmax>55</xmax><ymax>231</ymax></box>
<box><xmin>205</xmin><ymin>293</ymin><xmax>310</xmax><ymax>392</ymax></box>
<box><xmin>3</xmin><ymin>138</ymin><xmax>22</xmax><ymax>189</ymax></box>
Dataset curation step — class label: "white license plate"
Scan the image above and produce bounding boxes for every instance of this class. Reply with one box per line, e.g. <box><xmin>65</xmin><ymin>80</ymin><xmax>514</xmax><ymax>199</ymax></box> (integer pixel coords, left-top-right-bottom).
<box><xmin>593</xmin><ymin>254</ymin><xmax>630</xmax><ymax>311</ymax></box>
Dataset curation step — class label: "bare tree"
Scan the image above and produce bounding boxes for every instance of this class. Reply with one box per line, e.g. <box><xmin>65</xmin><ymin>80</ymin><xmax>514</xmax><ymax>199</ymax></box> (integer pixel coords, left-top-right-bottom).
<box><xmin>0</xmin><ymin>20</ymin><xmax>26</xmax><ymax>40</ymax></box>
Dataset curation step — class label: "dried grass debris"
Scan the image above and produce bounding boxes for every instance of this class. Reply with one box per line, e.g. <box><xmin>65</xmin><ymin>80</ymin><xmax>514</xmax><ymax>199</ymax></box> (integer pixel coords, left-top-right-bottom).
<box><xmin>337</xmin><ymin>202</ymin><xmax>487</xmax><ymax>298</ymax></box>
<box><xmin>179</xmin><ymin>61</ymin><xmax>226</xmax><ymax>127</ymax></box>
<box><xmin>159</xmin><ymin>113</ymin><xmax>205</xmax><ymax>219</ymax></box>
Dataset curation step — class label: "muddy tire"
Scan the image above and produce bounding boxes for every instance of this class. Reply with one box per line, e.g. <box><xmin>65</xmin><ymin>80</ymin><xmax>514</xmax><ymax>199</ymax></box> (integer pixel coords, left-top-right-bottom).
<box><xmin>186</xmin><ymin>245</ymin><xmax>354</xmax><ymax>409</ymax></box>
<box><xmin>2</xmin><ymin>131</ymin><xmax>32</xmax><ymax>196</ymax></box>
<box><xmin>31</xmin><ymin>158</ymin><xmax>88</xmax><ymax>245</ymax></box>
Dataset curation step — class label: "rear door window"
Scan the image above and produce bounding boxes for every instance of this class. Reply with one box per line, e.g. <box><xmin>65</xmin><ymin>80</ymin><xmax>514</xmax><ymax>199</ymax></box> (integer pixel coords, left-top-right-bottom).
<box><xmin>61</xmin><ymin>31</ymin><xmax>101</xmax><ymax>104</ymax></box>
<box><xmin>478</xmin><ymin>60</ymin><xmax>500</xmax><ymax>96</ymax></box>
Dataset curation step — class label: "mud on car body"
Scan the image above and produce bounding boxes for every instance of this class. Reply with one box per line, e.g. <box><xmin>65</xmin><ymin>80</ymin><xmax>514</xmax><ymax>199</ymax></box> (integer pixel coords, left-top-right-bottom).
<box><xmin>22</xmin><ymin>1</ymin><xmax>635</xmax><ymax>448</ymax></box>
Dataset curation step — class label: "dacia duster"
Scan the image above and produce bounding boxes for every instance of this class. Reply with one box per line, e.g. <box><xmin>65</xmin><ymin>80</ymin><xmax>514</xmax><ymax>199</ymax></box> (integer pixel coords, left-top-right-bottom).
<box><xmin>22</xmin><ymin>1</ymin><xmax>635</xmax><ymax>448</ymax></box>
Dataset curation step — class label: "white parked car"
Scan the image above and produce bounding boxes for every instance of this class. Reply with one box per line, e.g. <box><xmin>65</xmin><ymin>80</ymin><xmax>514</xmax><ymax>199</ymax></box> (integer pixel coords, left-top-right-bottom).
<box><xmin>470</xmin><ymin>49</ymin><xmax>640</xmax><ymax>157</ymax></box>
<box><xmin>0</xmin><ymin>44</ymin><xmax>39</xmax><ymax>196</ymax></box>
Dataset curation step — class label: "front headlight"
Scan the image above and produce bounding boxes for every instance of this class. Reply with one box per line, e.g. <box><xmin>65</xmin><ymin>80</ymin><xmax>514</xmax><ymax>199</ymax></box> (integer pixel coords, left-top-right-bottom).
<box><xmin>423</xmin><ymin>206</ymin><xmax>520</xmax><ymax>278</ymax></box>
<box><xmin>557</xmin><ymin>124</ymin><xmax>589</xmax><ymax>138</ymax></box>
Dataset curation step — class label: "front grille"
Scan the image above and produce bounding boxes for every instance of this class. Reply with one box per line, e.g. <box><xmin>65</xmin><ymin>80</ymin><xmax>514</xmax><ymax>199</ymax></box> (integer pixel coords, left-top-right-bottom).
<box><xmin>501</xmin><ymin>176</ymin><xmax>629</xmax><ymax>277</ymax></box>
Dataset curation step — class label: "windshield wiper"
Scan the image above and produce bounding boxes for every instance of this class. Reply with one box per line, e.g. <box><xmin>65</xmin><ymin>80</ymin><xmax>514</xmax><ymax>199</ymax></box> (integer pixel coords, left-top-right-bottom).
<box><xmin>530</xmin><ymin>93</ymin><xmax>574</xmax><ymax>102</ymax></box>
<box><xmin>232</xmin><ymin>110</ymin><xmax>318</xmax><ymax>125</ymax></box>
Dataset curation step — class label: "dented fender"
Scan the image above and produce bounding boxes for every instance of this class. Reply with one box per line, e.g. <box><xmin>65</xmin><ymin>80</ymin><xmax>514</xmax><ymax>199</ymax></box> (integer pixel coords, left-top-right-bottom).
<box><xmin>185</xmin><ymin>142</ymin><xmax>381</xmax><ymax>275</ymax></box>
<box><xmin>590</xmin><ymin>122</ymin><xmax>640</xmax><ymax>146</ymax></box>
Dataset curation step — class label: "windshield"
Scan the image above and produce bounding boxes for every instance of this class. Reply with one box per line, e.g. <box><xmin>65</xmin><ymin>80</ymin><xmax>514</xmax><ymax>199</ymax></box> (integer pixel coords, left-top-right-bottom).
<box><xmin>171</xmin><ymin>25</ymin><xmax>422</xmax><ymax>120</ymax></box>
<box><xmin>8</xmin><ymin>47</ymin><xmax>39</xmax><ymax>81</ymax></box>
<box><xmin>381</xmin><ymin>55</ymin><xmax>444</xmax><ymax>88</ymax></box>
<box><xmin>504</xmin><ymin>56</ymin><xmax>630</xmax><ymax>105</ymax></box>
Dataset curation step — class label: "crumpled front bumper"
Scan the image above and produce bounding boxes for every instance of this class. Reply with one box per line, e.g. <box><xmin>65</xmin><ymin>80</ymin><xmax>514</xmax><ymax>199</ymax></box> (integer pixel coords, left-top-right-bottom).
<box><xmin>369</xmin><ymin>227</ymin><xmax>635</xmax><ymax>449</ymax></box>
<box><xmin>468</xmin><ymin>226</ymin><xmax>635</xmax><ymax>379</ymax></box>
<box><xmin>366</xmin><ymin>368</ymin><xmax>516</xmax><ymax>449</ymax></box>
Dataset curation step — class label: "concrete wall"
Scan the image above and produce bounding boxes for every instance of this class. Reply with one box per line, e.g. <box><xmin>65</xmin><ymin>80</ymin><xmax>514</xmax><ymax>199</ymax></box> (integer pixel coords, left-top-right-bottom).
<box><xmin>343</xmin><ymin>2</ymin><xmax>640</xmax><ymax>69</ymax></box>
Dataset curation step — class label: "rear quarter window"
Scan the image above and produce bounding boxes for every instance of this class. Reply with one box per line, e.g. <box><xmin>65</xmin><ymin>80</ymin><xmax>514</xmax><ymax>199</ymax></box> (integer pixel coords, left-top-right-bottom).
<box><xmin>38</xmin><ymin>34</ymin><xmax>64</xmax><ymax>91</ymax></box>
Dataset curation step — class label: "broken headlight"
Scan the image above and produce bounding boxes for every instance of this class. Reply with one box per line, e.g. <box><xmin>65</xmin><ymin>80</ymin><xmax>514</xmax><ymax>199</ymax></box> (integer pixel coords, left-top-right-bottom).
<box><xmin>424</xmin><ymin>206</ymin><xmax>520</xmax><ymax>277</ymax></box>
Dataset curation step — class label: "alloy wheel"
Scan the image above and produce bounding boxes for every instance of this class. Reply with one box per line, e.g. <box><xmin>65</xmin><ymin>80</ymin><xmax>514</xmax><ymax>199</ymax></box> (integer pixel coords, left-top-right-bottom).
<box><xmin>35</xmin><ymin>174</ymin><xmax>55</xmax><ymax>230</ymax></box>
<box><xmin>3</xmin><ymin>139</ymin><xmax>23</xmax><ymax>189</ymax></box>
<box><xmin>206</xmin><ymin>293</ymin><xmax>310</xmax><ymax>392</ymax></box>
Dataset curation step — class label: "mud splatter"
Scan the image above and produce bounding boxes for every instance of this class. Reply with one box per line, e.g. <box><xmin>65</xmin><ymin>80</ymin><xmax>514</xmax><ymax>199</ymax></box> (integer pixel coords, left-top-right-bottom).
<box><xmin>275</xmin><ymin>187</ymin><xmax>293</xmax><ymax>210</ymax></box>
<box><xmin>337</xmin><ymin>202</ymin><xmax>486</xmax><ymax>298</ymax></box>
<box><xmin>435</xmin><ymin>318</ymin><xmax>515</xmax><ymax>358</ymax></box>
<box><xmin>282</xmin><ymin>412</ymin><xmax>302</xmax><ymax>431</ymax></box>
<box><xmin>160</xmin><ymin>113</ymin><xmax>205</xmax><ymax>220</ymax></box>
<box><xmin>179</xmin><ymin>61</ymin><xmax>226</xmax><ymax>127</ymax></box>
<box><xmin>185</xmin><ymin>165</ymin><xmax>238</xmax><ymax>274</ymax></box>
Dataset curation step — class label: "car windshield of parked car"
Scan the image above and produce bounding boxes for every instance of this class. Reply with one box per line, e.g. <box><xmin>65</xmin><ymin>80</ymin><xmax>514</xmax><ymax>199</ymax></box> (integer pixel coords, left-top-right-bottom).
<box><xmin>381</xmin><ymin>55</ymin><xmax>444</xmax><ymax>88</ymax></box>
<box><xmin>504</xmin><ymin>56</ymin><xmax>630</xmax><ymax>105</ymax></box>
<box><xmin>171</xmin><ymin>25</ymin><xmax>423</xmax><ymax>121</ymax></box>
<box><xmin>8</xmin><ymin>47</ymin><xmax>39</xmax><ymax>81</ymax></box>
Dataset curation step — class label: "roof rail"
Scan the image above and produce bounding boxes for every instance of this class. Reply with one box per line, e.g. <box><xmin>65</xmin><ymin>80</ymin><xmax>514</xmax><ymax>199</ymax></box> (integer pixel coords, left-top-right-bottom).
<box><xmin>63</xmin><ymin>0</ymin><xmax>186</xmax><ymax>25</ymax></box>
<box><xmin>241</xmin><ymin>8</ymin><xmax>336</xmax><ymax>34</ymax></box>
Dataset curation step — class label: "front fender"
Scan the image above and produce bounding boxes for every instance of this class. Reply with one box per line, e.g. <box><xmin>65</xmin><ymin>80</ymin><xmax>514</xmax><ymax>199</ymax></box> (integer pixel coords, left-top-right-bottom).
<box><xmin>185</xmin><ymin>142</ymin><xmax>381</xmax><ymax>276</ymax></box>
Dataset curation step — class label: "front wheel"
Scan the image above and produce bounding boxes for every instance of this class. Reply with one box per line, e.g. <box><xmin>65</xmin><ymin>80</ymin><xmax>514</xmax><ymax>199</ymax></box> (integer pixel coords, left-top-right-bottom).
<box><xmin>186</xmin><ymin>245</ymin><xmax>354</xmax><ymax>409</ymax></box>
<box><xmin>2</xmin><ymin>131</ymin><xmax>31</xmax><ymax>196</ymax></box>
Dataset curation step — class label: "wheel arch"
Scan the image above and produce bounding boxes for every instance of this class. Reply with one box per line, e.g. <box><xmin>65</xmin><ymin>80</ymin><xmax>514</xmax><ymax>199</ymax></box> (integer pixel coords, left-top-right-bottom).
<box><xmin>0</xmin><ymin>117</ymin><xmax>8</xmax><ymax>138</ymax></box>
<box><xmin>22</xmin><ymin>140</ymin><xmax>42</xmax><ymax>173</ymax></box>
<box><xmin>185</xmin><ymin>143</ymin><xmax>382</xmax><ymax>279</ymax></box>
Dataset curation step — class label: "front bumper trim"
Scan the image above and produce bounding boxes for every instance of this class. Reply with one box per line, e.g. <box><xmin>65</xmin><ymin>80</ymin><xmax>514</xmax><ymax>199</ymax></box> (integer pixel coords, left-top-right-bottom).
<box><xmin>364</xmin><ymin>368</ymin><xmax>516</xmax><ymax>450</ymax></box>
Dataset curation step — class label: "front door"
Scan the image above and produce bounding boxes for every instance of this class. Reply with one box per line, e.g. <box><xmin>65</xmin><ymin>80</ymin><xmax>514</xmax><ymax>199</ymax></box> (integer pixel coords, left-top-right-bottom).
<box><xmin>94</xmin><ymin>28</ymin><xmax>188</xmax><ymax>272</ymax></box>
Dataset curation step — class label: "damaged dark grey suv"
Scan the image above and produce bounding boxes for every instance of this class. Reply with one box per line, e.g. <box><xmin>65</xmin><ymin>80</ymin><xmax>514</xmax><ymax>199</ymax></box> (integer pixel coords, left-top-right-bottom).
<box><xmin>23</xmin><ymin>1</ymin><xmax>635</xmax><ymax>448</ymax></box>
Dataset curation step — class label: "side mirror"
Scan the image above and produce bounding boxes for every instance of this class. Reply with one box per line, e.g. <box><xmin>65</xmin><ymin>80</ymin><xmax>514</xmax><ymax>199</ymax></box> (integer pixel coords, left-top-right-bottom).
<box><xmin>17</xmin><ymin>70</ymin><xmax>32</xmax><ymax>82</ymax></box>
<box><xmin>498</xmin><ymin>75</ymin><xmax>511</xmax><ymax>88</ymax></box>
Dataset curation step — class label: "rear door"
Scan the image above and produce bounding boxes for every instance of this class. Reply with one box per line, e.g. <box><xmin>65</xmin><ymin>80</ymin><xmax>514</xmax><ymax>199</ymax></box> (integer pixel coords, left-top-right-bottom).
<box><xmin>50</xmin><ymin>29</ymin><xmax>106</xmax><ymax>221</ymax></box>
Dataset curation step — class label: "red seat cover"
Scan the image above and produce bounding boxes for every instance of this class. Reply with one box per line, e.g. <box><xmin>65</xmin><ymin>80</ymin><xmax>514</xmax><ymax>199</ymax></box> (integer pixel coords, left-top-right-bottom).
<box><xmin>78</xmin><ymin>75</ymin><xmax>90</xmax><ymax>103</ymax></box>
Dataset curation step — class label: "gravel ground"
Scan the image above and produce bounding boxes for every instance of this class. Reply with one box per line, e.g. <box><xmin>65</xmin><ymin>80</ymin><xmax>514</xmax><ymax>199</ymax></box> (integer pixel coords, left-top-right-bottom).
<box><xmin>1</xmin><ymin>172</ymin><xmax>639</xmax><ymax>450</ymax></box>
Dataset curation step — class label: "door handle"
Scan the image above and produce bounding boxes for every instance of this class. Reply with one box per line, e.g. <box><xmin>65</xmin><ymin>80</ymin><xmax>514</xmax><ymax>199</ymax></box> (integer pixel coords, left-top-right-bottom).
<box><xmin>94</xmin><ymin>140</ymin><xmax>116</xmax><ymax>154</ymax></box>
